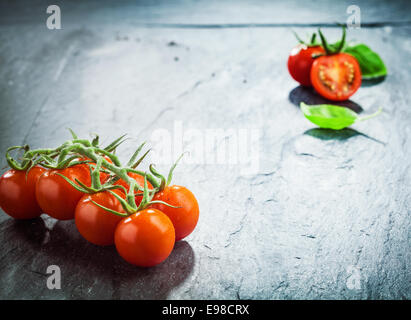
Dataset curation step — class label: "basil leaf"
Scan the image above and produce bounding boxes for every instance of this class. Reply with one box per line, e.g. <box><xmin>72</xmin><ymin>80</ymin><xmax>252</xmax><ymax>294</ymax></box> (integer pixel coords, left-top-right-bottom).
<box><xmin>300</xmin><ymin>103</ymin><xmax>357</xmax><ymax>130</ymax></box>
<box><xmin>343</xmin><ymin>44</ymin><xmax>387</xmax><ymax>79</ymax></box>
<box><xmin>300</xmin><ymin>103</ymin><xmax>382</xmax><ymax>130</ymax></box>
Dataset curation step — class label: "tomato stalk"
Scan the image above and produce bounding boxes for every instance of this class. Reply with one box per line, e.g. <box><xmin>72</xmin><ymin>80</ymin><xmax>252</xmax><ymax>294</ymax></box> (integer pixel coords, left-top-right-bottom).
<box><xmin>318</xmin><ymin>26</ymin><xmax>346</xmax><ymax>56</ymax></box>
<box><xmin>101</xmin><ymin>174</ymin><xmax>178</xmax><ymax>217</ymax></box>
<box><xmin>6</xmin><ymin>131</ymin><xmax>128</xmax><ymax>172</ymax></box>
<box><xmin>90</xmin><ymin>155</ymin><xmax>186</xmax><ymax>218</ymax></box>
<box><xmin>5</xmin><ymin>146</ymin><xmax>31</xmax><ymax>171</ymax></box>
<box><xmin>5</xmin><ymin>139</ymin><xmax>153</xmax><ymax>195</ymax></box>
<box><xmin>103</xmin><ymin>134</ymin><xmax>128</xmax><ymax>153</ymax></box>
<box><xmin>292</xmin><ymin>31</ymin><xmax>319</xmax><ymax>47</ymax></box>
<box><xmin>3</xmin><ymin>130</ymin><xmax>178</xmax><ymax>218</ymax></box>
<box><xmin>54</xmin><ymin>141</ymin><xmax>159</xmax><ymax>195</ymax></box>
<box><xmin>92</xmin><ymin>175</ymin><xmax>151</xmax><ymax>217</ymax></box>
<box><xmin>126</xmin><ymin>141</ymin><xmax>147</xmax><ymax>167</ymax></box>
<box><xmin>149</xmin><ymin>164</ymin><xmax>166</xmax><ymax>191</ymax></box>
<box><xmin>149</xmin><ymin>153</ymin><xmax>185</xmax><ymax>192</ymax></box>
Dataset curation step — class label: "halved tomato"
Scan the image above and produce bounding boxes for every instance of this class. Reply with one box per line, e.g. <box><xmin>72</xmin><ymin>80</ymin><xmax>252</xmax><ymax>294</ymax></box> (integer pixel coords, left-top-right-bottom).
<box><xmin>310</xmin><ymin>53</ymin><xmax>361</xmax><ymax>101</ymax></box>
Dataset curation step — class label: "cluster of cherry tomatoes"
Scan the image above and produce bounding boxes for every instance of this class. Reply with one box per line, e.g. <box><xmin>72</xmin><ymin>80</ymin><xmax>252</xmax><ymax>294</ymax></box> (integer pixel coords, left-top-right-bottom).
<box><xmin>287</xmin><ymin>28</ymin><xmax>362</xmax><ymax>101</ymax></box>
<box><xmin>0</xmin><ymin>132</ymin><xmax>199</xmax><ymax>267</ymax></box>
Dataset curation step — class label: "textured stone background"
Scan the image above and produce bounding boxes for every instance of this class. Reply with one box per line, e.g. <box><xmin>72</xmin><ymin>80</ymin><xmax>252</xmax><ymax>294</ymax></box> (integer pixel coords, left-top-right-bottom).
<box><xmin>0</xmin><ymin>0</ymin><xmax>410</xmax><ymax>299</ymax></box>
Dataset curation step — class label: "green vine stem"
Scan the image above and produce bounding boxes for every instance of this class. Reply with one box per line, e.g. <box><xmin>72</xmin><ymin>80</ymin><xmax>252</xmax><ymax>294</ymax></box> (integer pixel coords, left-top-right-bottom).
<box><xmin>126</xmin><ymin>142</ymin><xmax>146</xmax><ymax>167</ymax></box>
<box><xmin>95</xmin><ymin>173</ymin><xmax>178</xmax><ymax>217</ymax></box>
<box><xmin>3</xmin><ymin>130</ymin><xmax>179</xmax><ymax>218</ymax></box>
<box><xmin>318</xmin><ymin>26</ymin><xmax>346</xmax><ymax>55</ymax></box>
<box><xmin>149</xmin><ymin>164</ymin><xmax>166</xmax><ymax>191</ymax></box>
<box><xmin>148</xmin><ymin>153</ymin><xmax>185</xmax><ymax>191</ymax></box>
<box><xmin>292</xmin><ymin>31</ymin><xmax>319</xmax><ymax>47</ymax></box>
<box><xmin>126</xmin><ymin>168</ymin><xmax>159</xmax><ymax>189</ymax></box>
<box><xmin>6</xmin><ymin>132</ymin><xmax>128</xmax><ymax>172</ymax></box>
<box><xmin>54</xmin><ymin>141</ymin><xmax>160</xmax><ymax>198</ymax></box>
<box><xmin>88</xmin><ymin>153</ymin><xmax>186</xmax><ymax>217</ymax></box>
<box><xmin>167</xmin><ymin>153</ymin><xmax>185</xmax><ymax>186</ymax></box>
<box><xmin>6</xmin><ymin>146</ymin><xmax>30</xmax><ymax>170</ymax></box>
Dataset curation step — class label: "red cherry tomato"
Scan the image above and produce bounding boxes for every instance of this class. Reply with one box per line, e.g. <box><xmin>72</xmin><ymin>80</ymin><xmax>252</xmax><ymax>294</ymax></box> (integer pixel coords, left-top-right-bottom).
<box><xmin>75</xmin><ymin>191</ymin><xmax>125</xmax><ymax>246</ymax></box>
<box><xmin>310</xmin><ymin>53</ymin><xmax>362</xmax><ymax>101</ymax></box>
<box><xmin>114</xmin><ymin>172</ymin><xmax>153</xmax><ymax>206</ymax></box>
<box><xmin>36</xmin><ymin>165</ymin><xmax>91</xmax><ymax>220</ymax></box>
<box><xmin>151</xmin><ymin>185</ymin><xmax>199</xmax><ymax>241</ymax></box>
<box><xmin>288</xmin><ymin>44</ymin><xmax>325</xmax><ymax>86</ymax></box>
<box><xmin>114</xmin><ymin>208</ymin><xmax>175</xmax><ymax>267</ymax></box>
<box><xmin>0</xmin><ymin>166</ymin><xmax>45</xmax><ymax>219</ymax></box>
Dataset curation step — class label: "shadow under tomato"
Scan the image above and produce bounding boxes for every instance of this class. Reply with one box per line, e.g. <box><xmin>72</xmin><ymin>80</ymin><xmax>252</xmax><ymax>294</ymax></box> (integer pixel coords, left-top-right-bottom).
<box><xmin>289</xmin><ymin>85</ymin><xmax>363</xmax><ymax>113</ymax></box>
<box><xmin>304</xmin><ymin>128</ymin><xmax>386</xmax><ymax>145</ymax></box>
<box><xmin>0</xmin><ymin>217</ymin><xmax>47</xmax><ymax>247</ymax></box>
<box><xmin>0</xmin><ymin>216</ymin><xmax>195</xmax><ymax>300</ymax></box>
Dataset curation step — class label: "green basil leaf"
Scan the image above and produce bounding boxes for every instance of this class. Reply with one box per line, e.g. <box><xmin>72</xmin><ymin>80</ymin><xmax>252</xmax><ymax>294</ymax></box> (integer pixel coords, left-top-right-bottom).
<box><xmin>300</xmin><ymin>103</ymin><xmax>382</xmax><ymax>130</ymax></box>
<box><xmin>343</xmin><ymin>44</ymin><xmax>387</xmax><ymax>79</ymax></box>
<box><xmin>300</xmin><ymin>102</ymin><xmax>357</xmax><ymax>130</ymax></box>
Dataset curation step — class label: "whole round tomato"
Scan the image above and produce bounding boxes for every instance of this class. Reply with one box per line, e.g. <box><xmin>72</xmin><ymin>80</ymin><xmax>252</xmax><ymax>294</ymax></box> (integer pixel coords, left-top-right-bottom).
<box><xmin>115</xmin><ymin>172</ymin><xmax>153</xmax><ymax>206</ymax></box>
<box><xmin>36</xmin><ymin>165</ymin><xmax>91</xmax><ymax>220</ymax></box>
<box><xmin>151</xmin><ymin>185</ymin><xmax>199</xmax><ymax>241</ymax></box>
<box><xmin>310</xmin><ymin>52</ymin><xmax>362</xmax><ymax>101</ymax></box>
<box><xmin>115</xmin><ymin>208</ymin><xmax>175</xmax><ymax>267</ymax></box>
<box><xmin>75</xmin><ymin>191</ymin><xmax>125</xmax><ymax>246</ymax></box>
<box><xmin>288</xmin><ymin>44</ymin><xmax>325</xmax><ymax>86</ymax></box>
<box><xmin>0</xmin><ymin>166</ymin><xmax>45</xmax><ymax>219</ymax></box>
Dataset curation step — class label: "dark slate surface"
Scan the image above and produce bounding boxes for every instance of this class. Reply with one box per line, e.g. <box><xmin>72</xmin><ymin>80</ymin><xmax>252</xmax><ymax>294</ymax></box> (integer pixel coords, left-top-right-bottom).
<box><xmin>0</xmin><ymin>0</ymin><xmax>410</xmax><ymax>299</ymax></box>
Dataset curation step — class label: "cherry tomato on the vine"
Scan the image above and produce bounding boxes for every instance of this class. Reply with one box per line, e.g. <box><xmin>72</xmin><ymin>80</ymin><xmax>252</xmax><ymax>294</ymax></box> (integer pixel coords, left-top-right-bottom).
<box><xmin>310</xmin><ymin>52</ymin><xmax>362</xmax><ymax>101</ymax></box>
<box><xmin>115</xmin><ymin>208</ymin><xmax>175</xmax><ymax>267</ymax></box>
<box><xmin>0</xmin><ymin>166</ymin><xmax>45</xmax><ymax>219</ymax></box>
<box><xmin>115</xmin><ymin>172</ymin><xmax>153</xmax><ymax>206</ymax></box>
<box><xmin>288</xmin><ymin>44</ymin><xmax>325</xmax><ymax>87</ymax></box>
<box><xmin>36</xmin><ymin>165</ymin><xmax>91</xmax><ymax>220</ymax></box>
<box><xmin>151</xmin><ymin>185</ymin><xmax>199</xmax><ymax>241</ymax></box>
<box><xmin>77</xmin><ymin>156</ymin><xmax>112</xmax><ymax>184</ymax></box>
<box><xmin>75</xmin><ymin>191</ymin><xmax>125</xmax><ymax>246</ymax></box>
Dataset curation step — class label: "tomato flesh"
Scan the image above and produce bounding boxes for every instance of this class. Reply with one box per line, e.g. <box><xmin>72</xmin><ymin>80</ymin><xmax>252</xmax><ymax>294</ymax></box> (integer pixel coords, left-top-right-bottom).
<box><xmin>115</xmin><ymin>208</ymin><xmax>175</xmax><ymax>267</ymax></box>
<box><xmin>151</xmin><ymin>185</ymin><xmax>199</xmax><ymax>241</ymax></box>
<box><xmin>288</xmin><ymin>45</ymin><xmax>325</xmax><ymax>86</ymax></box>
<box><xmin>310</xmin><ymin>53</ymin><xmax>362</xmax><ymax>101</ymax></box>
<box><xmin>75</xmin><ymin>191</ymin><xmax>125</xmax><ymax>246</ymax></box>
<box><xmin>0</xmin><ymin>167</ymin><xmax>45</xmax><ymax>219</ymax></box>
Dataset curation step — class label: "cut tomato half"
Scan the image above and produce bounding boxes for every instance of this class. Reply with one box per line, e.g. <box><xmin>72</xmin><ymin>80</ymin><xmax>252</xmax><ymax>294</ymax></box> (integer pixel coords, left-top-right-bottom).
<box><xmin>310</xmin><ymin>53</ymin><xmax>362</xmax><ymax>101</ymax></box>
